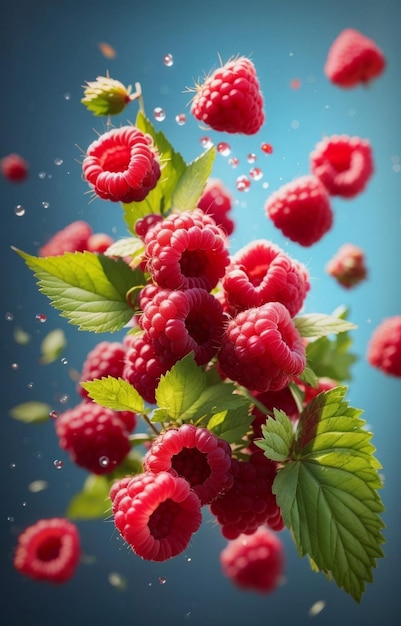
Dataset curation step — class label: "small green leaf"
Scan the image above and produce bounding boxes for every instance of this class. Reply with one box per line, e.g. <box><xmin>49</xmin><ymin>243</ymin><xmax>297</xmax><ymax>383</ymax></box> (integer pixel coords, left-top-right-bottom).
<box><xmin>257</xmin><ymin>409</ymin><xmax>295</xmax><ymax>461</ymax></box>
<box><xmin>81</xmin><ymin>376</ymin><xmax>145</xmax><ymax>414</ymax></box>
<box><xmin>306</xmin><ymin>331</ymin><xmax>358</xmax><ymax>381</ymax></box>
<box><xmin>155</xmin><ymin>353</ymin><xmax>206</xmax><ymax>421</ymax></box>
<box><xmin>13</xmin><ymin>326</ymin><xmax>31</xmax><ymax>345</ymax></box>
<box><xmin>66</xmin><ymin>475</ymin><xmax>111</xmax><ymax>520</ymax></box>
<box><xmin>39</xmin><ymin>328</ymin><xmax>67</xmax><ymax>364</ymax></box>
<box><xmin>180</xmin><ymin>382</ymin><xmax>249</xmax><ymax>423</ymax></box>
<box><xmin>294</xmin><ymin>313</ymin><xmax>357</xmax><ymax>338</ymax></box>
<box><xmin>297</xmin><ymin>366</ymin><xmax>318</xmax><ymax>388</ymax></box>
<box><xmin>171</xmin><ymin>146</ymin><xmax>215</xmax><ymax>212</ymax></box>
<box><xmin>105</xmin><ymin>237</ymin><xmax>145</xmax><ymax>260</ymax></box>
<box><xmin>207</xmin><ymin>406</ymin><xmax>254</xmax><ymax>444</ymax></box>
<box><xmin>9</xmin><ymin>401</ymin><xmax>51</xmax><ymax>424</ymax></box>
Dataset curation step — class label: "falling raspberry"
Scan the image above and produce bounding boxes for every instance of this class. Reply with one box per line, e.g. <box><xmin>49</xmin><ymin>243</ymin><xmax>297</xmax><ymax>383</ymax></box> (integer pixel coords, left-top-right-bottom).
<box><xmin>326</xmin><ymin>243</ymin><xmax>368</xmax><ymax>289</ymax></box>
<box><xmin>38</xmin><ymin>220</ymin><xmax>93</xmax><ymax>257</ymax></box>
<box><xmin>0</xmin><ymin>153</ymin><xmax>29</xmax><ymax>182</ymax></box>
<box><xmin>197</xmin><ymin>178</ymin><xmax>235</xmax><ymax>236</ymax></box>
<box><xmin>366</xmin><ymin>316</ymin><xmax>401</xmax><ymax>377</ymax></box>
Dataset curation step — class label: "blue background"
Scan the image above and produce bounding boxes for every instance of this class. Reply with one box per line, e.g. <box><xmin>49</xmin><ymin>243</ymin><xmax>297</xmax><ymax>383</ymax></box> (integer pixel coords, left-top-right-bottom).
<box><xmin>1</xmin><ymin>0</ymin><xmax>400</xmax><ymax>624</ymax></box>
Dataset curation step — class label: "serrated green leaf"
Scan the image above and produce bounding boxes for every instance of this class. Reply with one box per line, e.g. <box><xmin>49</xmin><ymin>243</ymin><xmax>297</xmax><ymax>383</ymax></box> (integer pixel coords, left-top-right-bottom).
<box><xmin>294</xmin><ymin>313</ymin><xmax>357</xmax><ymax>338</ymax></box>
<box><xmin>257</xmin><ymin>409</ymin><xmax>295</xmax><ymax>461</ymax></box>
<box><xmin>39</xmin><ymin>328</ymin><xmax>67</xmax><ymax>364</ymax></box>
<box><xmin>105</xmin><ymin>237</ymin><xmax>145</xmax><ymax>260</ymax></box>
<box><xmin>180</xmin><ymin>381</ymin><xmax>249</xmax><ymax>423</ymax></box>
<box><xmin>171</xmin><ymin>146</ymin><xmax>215</xmax><ymax>212</ymax></box>
<box><xmin>81</xmin><ymin>376</ymin><xmax>145</xmax><ymax>414</ymax></box>
<box><xmin>207</xmin><ymin>406</ymin><xmax>254</xmax><ymax>444</ymax></box>
<box><xmin>9</xmin><ymin>401</ymin><xmax>51</xmax><ymax>424</ymax></box>
<box><xmin>150</xmin><ymin>407</ymin><xmax>171</xmax><ymax>424</ymax></box>
<box><xmin>14</xmin><ymin>248</ymin><xmax>140</xmax><ymax>333</ymax></box>
<box><xmin>155</xmin><ymin>353</ymin><xmax>206</xmax><ymax>421</ymax></box>
<box><xmin>66</xmin><ymin>475</ymin><xmax>111</xmax><ymax>520</ymax></box>
<box><xmin>306</xmin><ymin>332</ymin><xmax>358</xmax><ymax>381</ymax></box>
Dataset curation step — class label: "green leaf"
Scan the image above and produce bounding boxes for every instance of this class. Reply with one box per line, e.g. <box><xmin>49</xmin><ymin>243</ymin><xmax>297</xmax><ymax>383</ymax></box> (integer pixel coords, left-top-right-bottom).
<box><xmin>105</xmin><ymin>237</ymin><xmax>145</xmax><ymax>260</ymax></box>
<box><xmin>155</xmin><ymin>352</ymin><xmax>206</xmax><ymax>421</ymax></box>
<box><xmin>66</xmin><ymin>475</ymin><xmax>111</xmax><ymax>520</ymax></box>
<box><xmin>9</xmin><ymin>401</ymin><xmax>51</xmax><ymax>424</ymax></box>
<box><xmin>256</xmin><ymin>409</ymin><xmax>295</xmax><ymax>462</ymax></box>
<box><xmin>81</xmin><ymin>376</ymin><xmax>145</xmax><ymax>414</ymax></box>
<box><xmin>180</xmin><ymin>382</ymin><xmax>249</xmax><ymax>423</ymax></box>
<box><xmin>297</xmin><ymin>366</ymin><xmax>318</xmax><ymax>388</ymax></box>
<box><xmin>14</xmin><ymin>249</ymin><xmax>140</xmax><ymax>333</ymax></box>
<box><xmin>306</xmin><ymin>330</ymin><xmax>357</xmax><ymax>381</ymax></box>
<box><xmin>271</xmin><ymin>386</ymin><xmax>385</xmax><ymax>603</ymax></box>
<box><xmin>13</xmin><ymin>326</ymin><xmax>31</xmax><ymax>345</ymax></box>
<box><xmin>207</xmin><ymin>406</ymin><xmax>254</xmax><ymax>444</ymax></box>
<box><xmin>39</xmin><ymin>328</ymin><xmax>67</xmax><ymax>364</ymax></box>
<box><xmin>294</xmin><ymin>313</ymin><xmax>357</xmax><ymax>338</ymax></box>
<box><xmin>171</xmin><ymin>146</ymin><xmax>215</xmax><ymax>212</ymax></box>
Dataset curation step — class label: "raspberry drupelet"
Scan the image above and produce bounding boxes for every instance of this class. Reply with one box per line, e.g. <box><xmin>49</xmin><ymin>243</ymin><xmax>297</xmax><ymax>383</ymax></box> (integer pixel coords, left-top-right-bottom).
<box><xmin>366</xmin><ymin>316</ymin><xmax>401</xmax><ymax>377</ymax></box>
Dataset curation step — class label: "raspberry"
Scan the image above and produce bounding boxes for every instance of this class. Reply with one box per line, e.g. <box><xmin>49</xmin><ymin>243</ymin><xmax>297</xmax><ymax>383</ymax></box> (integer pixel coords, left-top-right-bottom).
<box><xmin>221</xmin><ymin>239</ymin><xmax>310</xmax><ymax>317</ymax></box>
<box><xmin>38</xmin><ymin>220</ymin><xmax>93</xmax><ymax>257</ymax></box>
<box><xmin>197</xmin><ymin>178</ymin><xmax>235</xmax><ymax>236</ymax></box>
<box><xmin>82</xmin><ymin>126</ymin><xmax>161</xmax><ymax>203</ymax></box>
<box><xmin>134</xmin><ymin>213</ymin><xmax>164</xmax><ymax>239</ymax></box>
<box><xmin>55</xmin><ymin>401</ymin><xmax>131</xmax><ymax>474</ymax></box>
<box><xmin>265</xmin><ymin>175</ymin><xmax>333</xmax><ymax>247</ymax></box>
<box><xmin>366</xmin><ymin>316</ymin><xmax>401</xmax><ymax>377</ymax></box>
<box><xmin>210</xmin><ymin>450</ymin><xmax>283</xmax><ymax>539</ymax></box>
<box><xmin>310</xmin><ymin>135</ymin><xmax>374</xmax><ymax>198</ymax></box>
<box><xmin>143</xmin><ymin>424</ymin><xmax>233</xmax><ymax>505</ymax></box>
<box><xmin>143</xmin><ymin>209</ymin><xmax>230</xmax><ymax>291</ymax></box>
<box><xmin>217</xmin><ymin>302</ymin><xmax>306</xmax><ymax>393</ymax></box>
<box><xmin>86</xmin><ymin>232</ymin><xmax>114</xmax><ymax>253</ymax></box>
<box><xmin>220</xmin><ymin>526</ymin><xmax>285</xmax><ymax>594</ymax></box>
<box><xmin>0</xmin><ymin>153</ymin><xmax>29</xmax><ymax>182</ymax></box>
<box><xmin>326</xmin><ymin>243</ymin><xmax>368</xmax><ymax>289</ymax></box>
<box><xmin>299</xmin><ymin>376</ymin><xmax>338</xmax><ymax>405</ymax></box>
<box><xmin>110</xmin><ymin>471</ymin><xmax>202</xmax><ymax>561</ymax></box>
<box><xmin>13</xmin><ymin>518</ymin><xmax>80</xmax><ymax>583</ymax></box>
<box><xmin>190</xmin><ymin>56</ymin><xmax>264</xmax><ymax>135</ymax></box>
<box><xmin>139</xmin><ymin>288</ymin><xmax>226</xmax><ymax>366</ymax></box>
<box><xmin>324</xmin><ymin>28</ymin><xmax>386</xmax><ymax>88</ymax></box>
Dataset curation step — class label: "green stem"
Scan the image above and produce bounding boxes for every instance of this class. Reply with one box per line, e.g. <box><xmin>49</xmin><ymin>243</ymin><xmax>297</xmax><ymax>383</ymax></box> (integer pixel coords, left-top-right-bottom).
<box><xmin>141</xmin><ymin>412</ymin><xmax>160</xmax><ymax>436</ymax></box>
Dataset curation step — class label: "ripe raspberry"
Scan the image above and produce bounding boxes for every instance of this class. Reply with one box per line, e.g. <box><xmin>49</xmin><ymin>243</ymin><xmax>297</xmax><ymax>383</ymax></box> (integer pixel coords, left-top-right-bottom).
<box><xmin>13</xmin><ymin>518</ymin><xmax>80</xmax><ymax>583</ymax></box>
<box><xmin>139</xmin><ymin>288</ymin><xmax>226</xmax><ymax>366</ymax></box>
<box><xmin>220</xmin><ymin>526</ymin><xmax>285</xmax><ymax>594</ymax></box>
<box><xmin>0</xmin><ymin>153</ymin><xmax>29</xmax><ymax>182</ymax></box>
<box><xmin>299</xmin><ymin>376</ymin><xmax>337</xmax><ymax>405</ymax></box>
<box><xmin>143</xmin><ymin>424</ymin><xmax>233</xmax><ymax>505</ymax></box>
<box><xmin>38</xmin><ymin>220</ymin><xmax>93</xmax><ymax>257</ymax></box>
<box><xmin>217</xmin><ymin>302</ymin><xmax>306</xmax><ymax>393</ymax></box>
<box><xmin>265</xmin><ymin>175</ymin><xmax>333</xmax><ymax>247</ymax></box>
<box><xmin>143</xmin><ymin>209</ymin><xmax>230</xmax><ymax>291</ymax></box>
<box><xmin>326</xmin><ymin>243</ymin><xmax>368</xmax><ymax>289</ymax></box>
<box><xmin>210</xmin><ymin>450</ymin><xmax>283</xmax><ymax>539</ymax></box>
<box><xmin>221</xmin><ymin>239</ymin><xmax>310</xmax><ymax>317</ymax></box>
<box><xmin>134</xmin><ymin>213</ymin><xmax>164</xmax><ymax>239</ymax></box>
<box><xmin>82</xmin><ymin>126</ymin><xmax>161</xmax><ymax>203</ymax></box>
<box><xmin>55</xmin><ymin>401</ymin><xmax>131</xmax><ymax>474</ymax></box>
<box><xmin>366</xmin><ymin>316</ymin><xmax>401</xmax><ymax>377</ymax></box>
<box><xmin>110</xmin><ymin>470</ymin><xmax>202</xmax><ymax>561</ymax></box>
<box><xmin>197</xmin><ymin>178</ymin><xmax>235</xmax><ymax>236</ymax></box>
<box><xmin>190</xmin><ymin>56</ymin><xmax>264</xmax><ymax>135</ymax></box>
<box><xmin>325</xmin><ymin>28</ymin><xmax>386</xmax><ymax>88</ymax></box>
<box><xmin>86</xmin><ymin>232</ymin><xmax>114</xmax><ymax>253</ymax></box>
<box><xmin>310</xmin><ymin>135</ymin><xmax>374</xmax><ymax>198</ymax></box>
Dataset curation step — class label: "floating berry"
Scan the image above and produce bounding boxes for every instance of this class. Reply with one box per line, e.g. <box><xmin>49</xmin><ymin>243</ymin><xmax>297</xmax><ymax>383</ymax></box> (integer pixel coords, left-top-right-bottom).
<box><xmin>38</xmin><ymin>220</ymin><xmax>93</xmax><ymax>257</ymax></box>
<box><xmin>324</xmin><ymin>28</ymin><xmax>386</xmax><ymax>88</ymax></box>
<box><xmin>326</xmin><ymin>243</ymin><xmax>368</xmax><ymax>289</ymax></box>
<box><xmin>310</xmin><ymin>135</ymin><xmax>374</xmax><ymax>198</ymax></box>
<box><xmin>81</xmin><ymin>75</ymin><xmax>133</xmax><ymax>116</ymax></box>
<box><xmin>366</xmin><ymin>316</ymin><xmax>401</xmax><ymax>377</ymax></box>
<box><xmin>14</xmin><ymin>518</ymin><xmax>80</xmax><ymax>583</ymax></box>
<box><xmin>110</xmin><ymin>471</ymin><xmax>202</xmax><ymax>561</ymax></box>
<box><xmin>220</xmin><ymin>526</ymin><xmax>285</xmax><ymax>594</ymax></box>
<box><xmin>197</xmin><ymin>178</ymin><xmax>235</xmax><ymax>236</ymax></box>
<box><xmin>265</xmin><ymin>175</ymin><xmax>333</xmax><ymax>246</ymax></box>
<box><xmin>82</xmin><ymin>126</ymin><xmax>161</xmax><ymax>203</ymax></box>
<box><xmin>1</xmin><ymin>153</ymin><xmax>29</xmax><ymax>182</ymax></box>
<box><xmin>86</xmin><ymin>232</ymin><xmax>114</xmax><ymax>253</ymax></box>
<box><xmin>190</xmin><ymin>56</ymin><xmax>264</xmax><ymax>135</ymax></box>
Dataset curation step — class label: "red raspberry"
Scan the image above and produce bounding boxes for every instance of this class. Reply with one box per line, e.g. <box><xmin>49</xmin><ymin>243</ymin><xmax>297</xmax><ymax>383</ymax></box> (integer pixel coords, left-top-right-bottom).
<box><xmin>110</xmin><ymin>471</ymin><xmax>202</xmax><ymax>561</ymax></box>
<box><xmin>143</xmin><ymin>424</ymin><xmax>233</xmax><ymax>505</ymax></box>
<box><xmin>265</xmin><ymin>175</ymin><xmax>333</xmax><ymax>247</ymax></box>
<box><xmin>366</xmin><ymin>316</ymin><xmax>401</xmax><ymax>377</ymax></box>
<box><xmin>139</xmin><ymin>288</ymin><xmax>226</xmax><ymax>366</ymax></box>
<box><xmin>310</xmin><ymin>135</ymin><xmax>374</xmax><ymax>198</ymax></box>
<box><xmin>38</xmin><ymin>220</ymin><xmax>93</xmax><ymax>257</ymax></box>
<box><xmin>190</xmin><ymin>56</ymin><xmax>264</xmax><ymax>135</ymax></box>
<box><xmin>210</xmin><ymin>450</ymin><xmax>283</xmax><ymax>539</ymax></box>
<box><xmin>217</xmin><ymin>302</ymin><xmax>306</xmax><ymax>393</ymax></box>
<box><xmin>143</xmin><ymin>209</ymin><xmax>230</xmax><ymax>291</ymax></box>
<box><xmin>0</xmin><ymin>152</ymin><xmax>29</xmax><ymax>182</ymax></box>
<box><xmin>134</xmin><ymin>213</ymin><xmax>164</xmax><ymax>239</ymax></box>
<box><xmin>82</xmin><ymin>126</ymin><xmax>161</xmax><ymax>203</ymax></box>
<box><xmin>222</xmin><ymin>239</ymin><xmax>310</xmax><ymax>317</ymax></box>
<box><xmin>326</xmin><ymin>243</ymin><xmax>368</xmax><ymax>289</ymax></box>
<box><xmin>298</xmin><ymin>376</ymin><xmax>338</xmax><ymax>405</ymax></box>
<box><xmin>55</xmin><ymin>401</ymin><xmax>131</xmax><ymax>474</ymax></box>
<box><xmin>13</xmin><ymin>518</ymin><xmax>80</xmax><ymax>583</ymax></box>
<box><xmin>197</xmin><ymin>178</ymin><xmax>235</xmax><ymax>236</ymax></box>
<box><xmin>86</xmin><ymin>232</ymin><xmax>114</xmax><ymax>253</ymax></box>
<box><xmin>324</xmin><ymin>28</ymin><xmax>386</xmax><ymax>88</ymax></box>
<box><xmin>220</xmin><ymin>526</ymin><xmax>285</xmax><ymax>594</ymax></box>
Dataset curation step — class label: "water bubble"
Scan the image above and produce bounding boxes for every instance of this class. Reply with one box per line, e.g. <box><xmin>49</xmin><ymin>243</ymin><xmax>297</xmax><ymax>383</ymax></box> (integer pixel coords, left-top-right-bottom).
<box><xmin>54</xmin><ymin>158</ymin><xmax>63</xmax><ymax>166</ymax></box>
<box><xmin>290</xmin><ymin>119</ymin><xmax>300</xmax><ymax>129</ymax></box>
<box><xmin>7</xmin><ymin>516</ymin><xmax>15</xmax><ymax>522</ymax></box>
<box><xmin>262</xmin><ymin>181</ymin><xmax>270</xmax><ymax>189</ymax></box>
<box><xmin>228</xmin><ymin>157</ymin><xmax>239</xmax><ymax>168</ymax></box>
<box><xmin>184</xmin><ymin>613</ymin><xmax>192</xmax><ymax>621</ymax></box>
<box><xmin>61</xmin><ymin>357</ymin><xmax>68</xmax><ymax>365</ymax></box>
<box><xmin>99</xmin><ymin>456</ymin><xmax>110</xmax><ymax>468</ymax></box>
<box><xmin>5</xmin><ymin>312</ymin><xmax>14</xmax><ymax>321</ymax></box>
<box><xmin>163</xmin><ymin>53</ymin><xmax>174</xmax><ymax>67</ymax></box>
<box><xmin>249</xmin><ymin>167</ymin><xmax>263</xmax><ymax>181</ymax></box>
<box><xmin>11</xmin><ymin>362</ymin><xmax>19</xmax><ymax>370</ymax></box>
<box><xmin>53</xmin><ymin>459</ymin><xmax>63</xmax><ymax>470</ymax></box>
<box><xmin>22</xmin><ymin>501</ymin><xmax>28</xmax><ymax>507</ymax></box>
<box><xmin>153</xmin><ymin>107</ymin><xmax>166</xmax><ymax>122</ymax></box>
<box><xmin>261</xmin><ymin>142</ymin><xmax>273</xmax><ymax>155</ymax></box>
<box><xmin>158</xmin><ymin>577</ymin><xmax>167</xmax><ymax>585</ymax></box>
<box><xmin>216</xmin><ymin>142</ymin><xmax>231</xmax><ymax>156</ymax></box>
<box><xmin>247</xmin><ymin>153</ymin><xmax>257</xmax><ymax>163</ymax></box>
<box><xmin>59</xmin><ymin>394</ymin><xmax>69</xmax><ymax>404</ymax></box>
<box><xmin>35</xmin><ymin>313</ymin><xmax>47</xmax><ymax>323</ymax></box>
<box><xmin>175</xmin><ymin>113</ymin><xmax>186</xmax><ymax>126</ymax></box>
<box><xmin>14</xmin><ymin>204</ymin><xmax>25</xmax><ymax>216</ymax></box>
<box><xmin>10</xmin><ymin>463</ymin><xmax>16</xmax><ymax>469</ymax></box>
<box><xmin>63</xmin><ymin>93</ymin><xmax>71</xmax><ymax>101</ymax></box>
<box><xmin>49</xmin><ymin>410</ymin><xmax>59</xmax><ymax>420</ymax></box>
<box><xmin>42</xmin><ymin>201</ymin><xmax>50</xmax><ymax>209</ymax></box>
<box><xmin>236</xmin><ymin>175</ymin><xmax>251</xmax><ymax>192</ymax></box>
<box><xmin>200</xmin><ymin>136</ymin><xmax>213</xmax><ymax>149</ymax></box>
<box><xmin>27</xmin><ymin>382</ymin><xmax>34</xmax><ymax>389</ymax></box>
<box><xmin>38</xmin><ymin>171</ymin><xmax>46</xmax><ymax>179</ymax></box>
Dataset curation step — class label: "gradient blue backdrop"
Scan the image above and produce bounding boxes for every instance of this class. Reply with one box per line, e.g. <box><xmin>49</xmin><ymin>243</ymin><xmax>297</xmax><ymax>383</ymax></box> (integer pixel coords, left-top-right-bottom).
<box><xmin>1</xmin><ymin>1</ymin><xmax>400</xmax><ymax>625</ymax></box>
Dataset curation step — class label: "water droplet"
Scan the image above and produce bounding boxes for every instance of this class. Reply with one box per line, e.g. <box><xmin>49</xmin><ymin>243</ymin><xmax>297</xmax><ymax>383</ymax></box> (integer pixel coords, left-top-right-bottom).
<box><xmin>99</xmin><ymin>456</ymin><xmax>110</xmax><ymax>468</ymax></box>
<box><xmin>200</xmin><ymin>136</ymin><xmax>213</xmax><ymax>149</ymax></box>
<box><xmin>153</xmin><ymin>107</ymin><xmax>166</xmax><ymax>122</ymax></box>
<box><xmin>247</xmin><ymin>153</ymin><xmax>257</xmax><ymax>163</ymax></box>
<box><xmin>14</xmin><ymin>204</ymin><xmax>25</xmax><ymax>216</ymax></box>
<box><xmin>186</xmin><ymin>557</ymin><xmax>192</xmax><ymax>563</ymax></box>
<box><xmin>261</xmin><ymin>142</ymin><xmax>273</xmax><ymax>154</ymax></box>
<box><xmin>217</xmin><ymin>142</ymin><xmax>231</xmax><ymax>156</ymax></box>
<box><xmin>236</xmin><ymin>175</ymin><xmax>251</xmax><ymax>192</ymax></box>
<box><xmin>5</xmin><ymin>312</ymin><xmax>14</xmax><ymax>321</ymax></box>
<box><xmin>249</xmin><ymin>167</ymin><xmax>263</xmax><ymax>181</ymax></box>
<box><xmin>42</xmin><ymin>201</ymin><xmax>50</xmax><ymax>209</ymax></box>
<box><xmin>184</xmin><ymin>613</ymin><xmax>192</xmax><ymax>621</ymax></box>
<box><xmin>7</xmin><ymin>516</ymin><xmax>15</xmax><ymax>522</ymax></box>
<box><xmin>63</xmin><ymin>92</ymin><xmax>71</xmax><ymax>100</ymax></box>
<box><xmin>38</xmin><ymin>171</ymin><xmax>46</xmax><ymax>179</ymax></box>
<box><xmin>60</xmin><ymin>357</ymin><xmax>68</xmax><ymax>365</ymax></box>
<box><xmin>228</xmin><ymin>157</ymin><xmax>239</xmax><ymax>168</ymax></box>
<box><xmin>290</xmin><ymin>119</ymin><xmax>300</xmax><ymax>129</ymax></box>
<box><xmin>54</xmin><ymin>158</ymin><xmax>63</xmax><ymax>166</ymax></box>
<box><xmin>59</xmin><ymin>394</ymin><xmax>69</xmax><ymax>404</ymax></box>
<box><xmin>22</xmin><ymin>501</ymin><xmax>27</xmax><ymax>507</ymax></box>
<box><xmin>53</xmin><ymin>459</ymin><xmax>63</xmax><ymax>470</ymax></box>
<box><xmin>158</xmin><ymin>577</ymin><xmax>167</xmax><ymax>585</ymax></box>
<box><xmin>10</xmin><ymin>463</ymin><xmax>16</xmax><ymax>469</ymax></box>
<box><xmin>11</xmin><ymin>362</ymin><xmax>18</xmax><ymax>370</ymax></box>
<box><xmin>27</xmin><ymin>382</ymin><xmax>34</xmax><ymax>389</ymax></box>
<box><xmin>262</xmin><ymin>181</ymin><xmax>270</xmax><ymax>189</ymax></box>
<box><xmin>49</xmin><ymin>410</ymin><xmax>59</xmax><ymax>420</ymax></box>
<box><xmin>163</xmin><ymin>53</ymin><xmax>174</xmax><ymax>67</ymax></box>
<box><xmin>35</xmin><ymin>313</ymin><xmax>47</xmax><ymax>323</ymax></box>
<box><xmin>175</xmin><ymin>113</ymin><xmax>186</xmax><ymax>126</ymax></box>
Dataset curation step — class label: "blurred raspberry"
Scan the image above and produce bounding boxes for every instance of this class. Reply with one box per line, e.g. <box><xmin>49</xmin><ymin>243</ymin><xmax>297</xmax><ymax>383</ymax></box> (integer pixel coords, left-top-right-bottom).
<box><xmin>14</xmin><ymin>518</ymin><xmax>80</xmax><ymax>583</ymax></box>
<box><xmin>86</xmin><ymin>232</ymin><xmax>114</xmax><ymax>253</ymax></box>
<box><xmin>0</xmin><ymin>153</ymin><xmax>29</xmax><ymax>182</ymax></box>
<box><xmin>298</xmin><ymin>376</ymin><xmax>338</xmax><ymax>405</ymax></box>
<box><xmin>367</xmin><ymin>316</ymin><xmax>401</xmax><ymax>377</ymax></box>
<box><xmin>38</xmin><ymin>220</ymin><xmax>93</xmax><ymax>257</ymax></box>
<box><xmin>198</xmin><ymin>178</ymin><xmax>235</xmax><ymax>236</ymax></box>
<box><xmin>326</xmin><ymin>243</ymin><xmax>368</xmax><ymax>289</ymax></box>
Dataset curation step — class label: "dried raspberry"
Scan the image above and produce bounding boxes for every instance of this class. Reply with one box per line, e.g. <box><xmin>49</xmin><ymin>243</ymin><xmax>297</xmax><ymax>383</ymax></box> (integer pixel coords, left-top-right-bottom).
<box><xmin>139</xmin><ymin>288</ymin><xmax>226</xmax><ymax>366</ymax></box>
<box><xmin>325</xmin><ymin>28</ymin><xmax>386</xmax><ymax>88</ymax></box>
<box><xmin>13</xmin><ymin>518</ymin><xmax>80</xmax><ymax>583</ymax></box>
<box><xmin>210</xmin><ymin>451</ymin><xmax>283</xmax><ymax>539</ymax></box>
<box><xmin>38</xmin><ymin>220</ymin><xmax>93</xmax><ymax>257</ymax></box>
<box><xmin>144</xmin><ymin>209</ymin><xmax>230</xmax><ymax>291</ymax></box>
<box><xmin>220</xmin><ymin>526</ymin><xmax>285</xmax><ymax>594</ymax></box>
<box><xmin>222</xmin><ymin>239</ymin><xmax>310</xmax><ymax>317</ymax></box>
<box><xmin>55</xmin><ymin>401</ymin><xmax>131</xmax><ymax>474</ymax></box>
<box><xmin>82</xmin><ymin>126</ymin><xmax>161</xmax><ymax>203</ymax></box>
<box><xmin>367</xmin><ymin>316</ymin><xmax>401</xmax><ymax>377</ymax></box>
<box><xmin>217</xmin><ymin>302</ymin><xmax>306</xmax><ymax>393</ymax></box>
<box><xmin>0</xmin><ymin>153</ymin><xmax>29</xmax><ymax>182</ymax></box>
<box><xmin>197</xmin><ymin>178</ymin><xmax>235</xmax><ymax>236</ymax></box>
<box><xmin>110</xmin><ymin>471</ymin><xmax>202</xmax><ymax>561</ymax></box>
<box><xmin>326</xmin><ymin>243</ymin><xmax>368</xmax><ymax>289</ymax></box>
<box><xmin>265</xmin><ymin>175</ymin><xmax>333</xmax><ymax>246</ymax></box>
<box><xmin>143</xmin><ymin>424</ymin><xmax>233</xmax><ymax>505</ymax></box>
<box><xmin>310</xmin><ymin>135</ymin><xmax>374</xmax><ymax>198</ymax></box>
<box><xmin>86</xmin><ymin>232</ymin><xmax>114</xmax><ymax>253</ymax></box>
<box><xmin>190</xmin><ymin>56</ymin><xmax>264</xmax><ymax>135</ymax></box>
